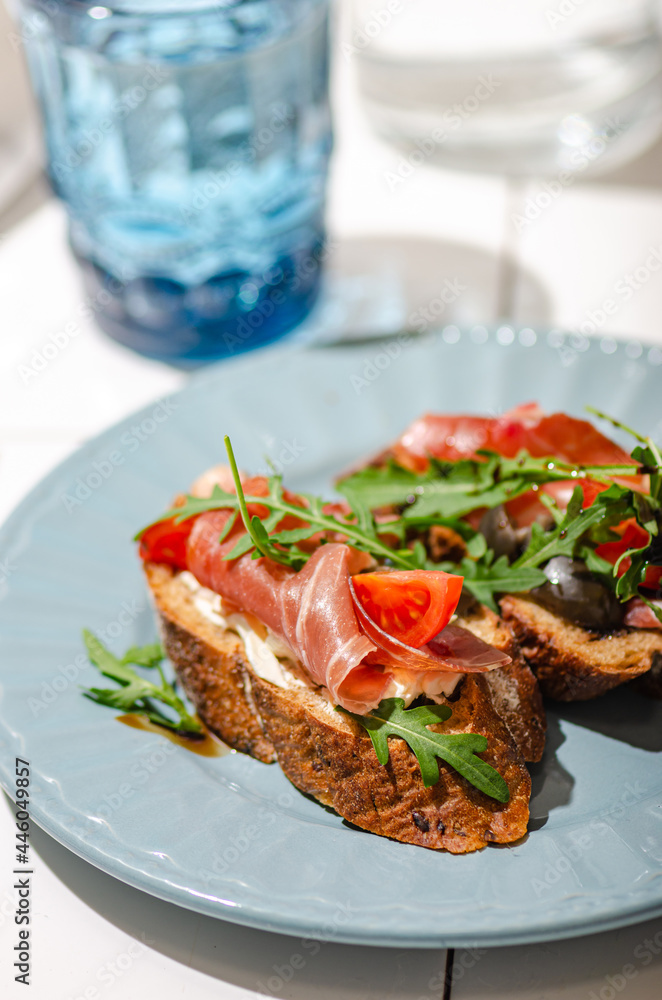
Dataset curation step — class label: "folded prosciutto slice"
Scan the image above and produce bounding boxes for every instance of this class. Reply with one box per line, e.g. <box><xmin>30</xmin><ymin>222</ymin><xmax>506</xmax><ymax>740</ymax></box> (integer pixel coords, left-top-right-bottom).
<box><xmin>389</xmin><ymin>403</ymin><xmax>645</xmax><ymax>526</ymax></box>
<box><xmin>391</xmin><ymin>403</ymin><xmax>640</xmax><ymax>472</ymax></box>
<box><xmin>187</xmin><ymin>511</ymin><xmax>509</xmax><ymax>714</ymax></box>
<box><xmin>624</xmin><ymin>597</ymin><xmax>662</xmax><ymax>629</ymax></box>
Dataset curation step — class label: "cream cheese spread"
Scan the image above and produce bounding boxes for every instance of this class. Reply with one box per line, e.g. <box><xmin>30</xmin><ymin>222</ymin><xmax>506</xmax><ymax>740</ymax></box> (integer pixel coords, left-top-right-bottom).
<box><xmin>179</xmin><ymin>570</ymin><xmax>463</xmax><ymax>706</ymax></box>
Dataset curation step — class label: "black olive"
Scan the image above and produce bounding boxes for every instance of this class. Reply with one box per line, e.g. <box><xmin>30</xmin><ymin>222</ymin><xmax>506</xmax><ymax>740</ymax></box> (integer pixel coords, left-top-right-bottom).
<box><xmin>479</xmin><ymin>505</ymin><xmax>531</xmax><ymax>560</ymax></box>
<box><xmin>532</xmin><ymin>556</ymin><xmax>623</xmax><ymax>631</ymax></box>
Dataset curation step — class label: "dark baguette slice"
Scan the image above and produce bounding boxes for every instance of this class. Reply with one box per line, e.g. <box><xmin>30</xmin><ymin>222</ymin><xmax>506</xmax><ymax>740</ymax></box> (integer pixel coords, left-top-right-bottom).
<box><xmin>145</xmin><ymin>562</ymin><xmax>536</xmax><ymax>853</ymax></box>
<box><xmin>499</xmin><ymin>595</ymin><xmax>662</xmax><ymax>701</ymax></box>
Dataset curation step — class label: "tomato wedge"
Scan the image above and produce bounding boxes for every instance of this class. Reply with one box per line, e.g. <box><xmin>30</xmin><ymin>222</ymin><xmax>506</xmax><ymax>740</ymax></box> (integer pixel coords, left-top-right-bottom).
<box><xmin>139</xmin><ymin>517</ymin><xmax>194</xmax><ymax>570</ymax></box>
<box><xmin>351</xmin><ymin>570</ymin><xmax>463</xmax><ymax>648</ymax></box>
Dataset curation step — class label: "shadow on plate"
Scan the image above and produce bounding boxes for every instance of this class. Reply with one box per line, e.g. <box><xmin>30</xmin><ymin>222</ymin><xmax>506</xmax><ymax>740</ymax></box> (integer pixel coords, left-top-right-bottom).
<box><xmin>527</xmin><ymin>711</ymin><xmax>574</xmax><ymax>832</ymax></box>
<box><xmin>552</xmin><ymin>684</ymin><xmax>662</xmax><ymax>752</ymax></box>
<box><xmin>526</xmin><ymin>681</ymin><xmax>662</xmax><ymax>831</ymax></box>
<box><xmin>293</xmin><ymin>234</ymin><xmax>552</xmax><ymax>345</ymax></box>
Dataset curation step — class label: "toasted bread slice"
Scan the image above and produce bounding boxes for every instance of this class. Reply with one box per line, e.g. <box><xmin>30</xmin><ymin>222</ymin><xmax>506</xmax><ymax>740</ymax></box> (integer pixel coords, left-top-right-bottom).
<box><xmin>499</xmin><ymin>595</ymin><xmax>662</xmax><ymax>701</ymax></box>
<box><xmin>145</xmin><ymin>562</ymin><xmax>541</xmax><ymax>853</ymax></box>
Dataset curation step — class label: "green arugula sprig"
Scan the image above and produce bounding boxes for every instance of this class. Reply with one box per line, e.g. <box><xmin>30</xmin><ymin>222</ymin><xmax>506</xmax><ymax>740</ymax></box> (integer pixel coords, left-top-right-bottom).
<box><xmin>81</xmin><ymin>630</ymin><xmax>202</xmax><ymax>735</ymax></box>
<box><xmin>138</xmin><ymin>436</ymin><xmax>433</xmax><ymax>573</ymax></box>
<box><xmin>337</xmin><ymin>452</ymin><xmax>644</xmax><ymax>522</ymax></box>
<box><xmin>513</xmin><ymin>484</ymin><xmax>632</xmax><ymax>571</ymax></box>
<box><xmin>583</xmin><ymin>410</ymin><xmax>662</xmax><ymax>621</ymax></box>
<box><xmin>338</xmin><ymin>698</ymin><xmax>509</xmax><ymax>802</ymax></box>
<box><xmin>135</xmin><ymin>446</ymin><xmax>599</xmax><ymax>610</ymax></box>
<box><xmin>436</xmin><ymin>553</ymin><xmax>548</xmax><ymax>612</ymax></box>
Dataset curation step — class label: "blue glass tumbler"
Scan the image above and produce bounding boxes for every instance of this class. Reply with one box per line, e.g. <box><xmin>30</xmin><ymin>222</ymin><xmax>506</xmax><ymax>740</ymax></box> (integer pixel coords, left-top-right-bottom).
<box><xmin>16</xmin><ymin>0</ymin><xmax>332</xmax><ymax>366</ymax></box>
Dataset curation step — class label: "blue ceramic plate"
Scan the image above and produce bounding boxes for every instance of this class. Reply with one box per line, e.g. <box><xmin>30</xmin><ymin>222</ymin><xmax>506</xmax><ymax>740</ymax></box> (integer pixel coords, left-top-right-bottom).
<box><xmin>1</xmin><ymin>327</ymin><xmax>661</xmax><ymax>948</ymax></box>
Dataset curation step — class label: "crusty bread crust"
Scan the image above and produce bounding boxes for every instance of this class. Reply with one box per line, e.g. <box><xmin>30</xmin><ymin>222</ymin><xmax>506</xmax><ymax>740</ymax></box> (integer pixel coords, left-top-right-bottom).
<box><xmin>145</xmin><ymin>562</ymin><xmax>535</xmax><ymax>853</ymax></box>
<box><xmin>499</xmin><ymin>595</ymin><xmax>662</xmax><ymax>701</ymax></box>
<box><xmin>147</xmin><ymin>562</ymin><xmax>276</xmax><ymax>762</ymax></box>
<box><xmin>454</xmin><ymin>602</ymin><xmax>546</xmax><ymax>763</ymax></box>
<box><xmin>250</xmin><ymin>669</ymin><xmax>530</xmax><ymax>854</ymax></box>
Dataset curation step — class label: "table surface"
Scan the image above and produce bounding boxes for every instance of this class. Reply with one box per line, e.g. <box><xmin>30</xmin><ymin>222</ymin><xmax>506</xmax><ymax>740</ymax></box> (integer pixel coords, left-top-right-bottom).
<box><xmin>2</xmin><ymin>8</ymin><xmax>662</xmax><ymax>999</ymax></box>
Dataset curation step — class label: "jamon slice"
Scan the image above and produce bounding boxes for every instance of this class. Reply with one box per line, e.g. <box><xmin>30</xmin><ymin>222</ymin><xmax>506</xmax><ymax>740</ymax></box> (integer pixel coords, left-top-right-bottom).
<box><xmin>187</xmin><ymin>514</ymin><xmax>506</xmax><ymax>714</ymax></box>
<box><xmin>390</xmin><ymin>404</ymin><xmax>641</xmax><ymax>477</ymax></box>
<box><xmin>385</xmin><ymin>405</ymin><xmax>645</xmax><ymax>525</ymax></box>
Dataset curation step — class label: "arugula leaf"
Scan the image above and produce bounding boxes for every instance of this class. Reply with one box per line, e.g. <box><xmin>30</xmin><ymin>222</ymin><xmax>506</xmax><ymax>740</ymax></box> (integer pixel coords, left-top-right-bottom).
<box><xmin>633</xmin><ymin>445</ymin><xmax>662</xmax><ymax>505</ymax></box>
<box><xmin>338</xmin><ymin>462</ymin><xmax>435</xmax><ymax>511</ymax></box>
<box><xmin>346</xmin><ymin>493</ymin><xmax>379</xmax><ymax>541</ymax></box>
<box><xmin>514</xmin><ymin>485</ymin><xmax>630</xmax><ymax>570</ymax></box>
<box><xmin>587</xmin><ymin>406</ymin><xmax>662</xmax><ymax>504</ymax></box>
<box><xmin>338</xmin><ymin>450</ymin><xmax>641</xmax><ymax>523</ymax></box>
<box><xmin>121</xmin><ymin>643</ymin><xmax>163</xmax><ymax>668</ymax></box>
<box><xmin>338</xmin><ymin>698</ymin><xmax>509</xmax><ymax>802</ymax></box>
<box><xmin>140</xmin><ymin>437</ymin><xmax>436</xmax><ymax>574</ymax></box>
<box><xmin>464</xmin><ymin>532</ymin><xmax>487</xmax><ymax>559</ymax></box>
<box><xmin>633</xmin><ymin>492</ymin><xmax>659</xmax><ymax>535</ymax></box>
<box><xmin>82</xmin><ymin>630</ymin><xmax>201</xmax><ymax>735</ymax></box>
<box><xmin>438</xmin><ymin>554</ymin><xmax>547</xmax><ymax>612</ymax></box>
<box><xmin>408</xmin><ymin>470</ymin><xmax>532</xmax><ymax>521</ymax></box>
<box><xmin>579</xmin><ymin>547</ymin><xmax>615</xmax><ymax>576</ymax></box>
<box><xmin>341</xmin><ymin>454</ymin><xmax>524</xmax><ymax>521</ymax></box>
<box><xmin>615</xmin><ymin>546</ymin><xmax>653</xmax><ymax>602</ymax></box>
<box><xmin>538</xmin><ymin>490</ymin><xmax>565</xmax><ymax>526</ymax></box>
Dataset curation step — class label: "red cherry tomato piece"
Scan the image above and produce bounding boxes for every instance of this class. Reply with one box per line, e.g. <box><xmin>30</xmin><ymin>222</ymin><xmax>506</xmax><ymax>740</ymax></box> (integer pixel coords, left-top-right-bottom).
<box><xmin>139</xmin><ymin>517</ymin><xmax>194</xmax><ymax>570</ymax></box>
<box><xmin>352</xmin><ymin>570</ymin><xmax>463</xmax><ymax>648</ymax></box>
